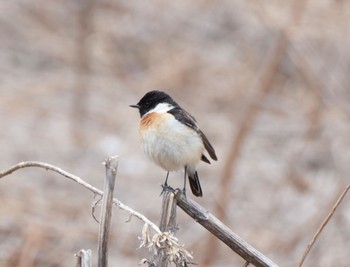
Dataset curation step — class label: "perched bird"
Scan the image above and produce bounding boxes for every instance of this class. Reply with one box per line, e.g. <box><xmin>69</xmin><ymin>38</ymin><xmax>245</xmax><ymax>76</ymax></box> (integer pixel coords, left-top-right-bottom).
<box><xmin>130</xmin><ymin>90</ymin><xmax>217</xmax><ymax>197</ymax></box>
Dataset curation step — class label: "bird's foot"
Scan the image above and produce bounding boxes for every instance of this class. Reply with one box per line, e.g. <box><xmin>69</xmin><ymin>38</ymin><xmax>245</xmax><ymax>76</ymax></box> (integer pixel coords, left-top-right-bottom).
<box><xmin>173</xmin><ymin>187</ymin><xmax>187</xmax><ymax>199</ymax></box>
<box><xmin>181</xmin><ymin>187</ymin><xmax>187</xmax><ymax>200</ymax></box>
<box><xmin>160</xmin><ymin>183</ymin><xmax>175</xmax><ymax>196</ymax></box>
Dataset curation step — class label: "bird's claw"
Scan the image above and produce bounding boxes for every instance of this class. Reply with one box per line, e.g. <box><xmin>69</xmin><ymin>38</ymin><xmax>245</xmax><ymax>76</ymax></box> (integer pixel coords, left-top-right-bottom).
<box><xmin>160</xmin><ymin>183</ymin><xmax>175</xmax><ymax>196</ymax></box>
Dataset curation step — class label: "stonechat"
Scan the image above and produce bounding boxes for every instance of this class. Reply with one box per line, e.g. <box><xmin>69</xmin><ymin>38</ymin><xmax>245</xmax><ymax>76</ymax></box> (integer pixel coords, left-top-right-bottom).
<box><xmin>130</xmin><ymin>90</ymin><xmax>217</xmax><ymax>197</ymax></box>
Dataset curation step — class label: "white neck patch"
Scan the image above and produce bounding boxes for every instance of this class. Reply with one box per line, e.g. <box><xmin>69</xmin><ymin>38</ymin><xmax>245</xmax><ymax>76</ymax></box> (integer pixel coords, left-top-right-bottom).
<box><xmin>145</xmin><ymin>103</ymin><xmax>174</xmax><ymax>115</ymax></box>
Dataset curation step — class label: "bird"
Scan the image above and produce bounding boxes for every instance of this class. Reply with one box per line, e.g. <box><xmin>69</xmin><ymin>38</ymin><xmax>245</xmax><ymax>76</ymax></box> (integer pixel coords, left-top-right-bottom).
<box><xmin>130</xmin><ymin>90</ymin><xmax>217</xmax><ymax>197</ymax></box>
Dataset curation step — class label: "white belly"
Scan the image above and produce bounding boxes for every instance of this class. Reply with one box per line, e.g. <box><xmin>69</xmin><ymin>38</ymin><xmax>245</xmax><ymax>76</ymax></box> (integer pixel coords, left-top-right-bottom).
<box><xmin>140</xmin><ymin>113</ymin><xmax>204</xmax><ymax>171</ymax></box>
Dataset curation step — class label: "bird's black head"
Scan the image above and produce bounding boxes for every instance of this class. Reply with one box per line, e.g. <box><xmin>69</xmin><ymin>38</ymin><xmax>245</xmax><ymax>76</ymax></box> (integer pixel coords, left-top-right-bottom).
<box><xmin>130</xmin><ymin>90</ymin><xmax>178</xmax><ymax>117</ymax></box>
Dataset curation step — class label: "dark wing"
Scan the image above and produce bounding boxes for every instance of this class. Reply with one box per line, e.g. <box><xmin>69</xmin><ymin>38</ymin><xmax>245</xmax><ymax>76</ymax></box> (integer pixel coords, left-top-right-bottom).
<box><xmin>199</xmin><ymin>129</ymin><xmax>218</xmax><ymax>161</ymax></box>
<box><xmin>168</xmin><ymin>106</ymin><xmax>197</xmax><ymax>128</ymax></box>
<box><xmin>168</xmin><ymin>107</ymin><xmax>217</xmax><ymax>162</ymax></box>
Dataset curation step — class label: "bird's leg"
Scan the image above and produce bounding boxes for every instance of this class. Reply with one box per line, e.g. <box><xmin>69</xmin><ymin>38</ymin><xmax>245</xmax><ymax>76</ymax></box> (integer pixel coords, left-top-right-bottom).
<box><xmin>182</xmin><ymin>166</ymin><xmax>187</xmax><ymax>197</ymax></box>
<box><xmin>160</xmin><ymin>171</ymin><xmax>172</xmax><ymax>196</ymax></box>
<box><xmin>164</xmin><ymin>171</ymin><xmax>170</xmax><ymax>187</ymax></box>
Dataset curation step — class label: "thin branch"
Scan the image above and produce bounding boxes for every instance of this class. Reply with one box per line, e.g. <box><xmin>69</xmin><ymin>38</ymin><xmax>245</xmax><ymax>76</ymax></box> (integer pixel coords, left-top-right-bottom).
<box><xmin>75</xmin><ymin>249</ymin><xmax>92</xmax><ymax>267</ymax></box>
<box><xmin>98</xmin><ymin>156</ymin><xmax>118</xmax><ymax>267</ymax></box>
<box><xmin>176</xmin><ymin>190</ymin><xmax>279</xmax><ymax>267</ymax></box>
<box><xmin>158</xmin><ymin>189</ymin><xmax>178</xmax><ymax>233</ymax></box>
<box><xmin>297</xmin><ymin>183</ymin><xmax>350</xmax><ymax>267</ymax></box>
<box><xmin>0</xmin><ymin>161</ymin><xmax>161</xmax><ymax>234</ymax></box>
<box><xmin>0</xmin><ymin>161</ymin><xmax>278</xmax><ymax>266</ymax></box>
<box><xmin>92</xmin><ymin>195</ymin><xmax>103</xmax><ymax>223</ymax></box>
<box><xmin>154</xmin><ymin>190</ymin><xmax>180</xmax><ymax>267</ymax></box>
<box><xmin>137</xmin><ymin>189</ymin><xmax>193</xmax><ymax>267</ymax></box>
<box><xmin>157</xmin><ymin>191</ymin><xmax>174</xmax><ymax>267</ymax></box>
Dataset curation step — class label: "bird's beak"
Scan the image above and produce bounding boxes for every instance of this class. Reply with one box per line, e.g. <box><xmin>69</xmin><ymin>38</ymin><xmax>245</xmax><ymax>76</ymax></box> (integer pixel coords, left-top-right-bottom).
<box><xmin>129</xmin><ymin>104</ymin><xmax>140</xmax><ymax>109</ymax></box>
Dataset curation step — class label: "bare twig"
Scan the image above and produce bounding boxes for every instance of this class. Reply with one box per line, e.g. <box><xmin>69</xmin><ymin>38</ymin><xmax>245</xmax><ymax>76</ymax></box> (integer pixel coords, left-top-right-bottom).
<box><xmin>0</xmin><ymin>161</ymin><xmax>161</xmax><ymax>234</ymax></box>
<box><xmin>297</xmin><ymin>183</ymin><xmax>350</xmax><ymax>267</ymax></box>
<box><xmin>98</xmin><ymin>156</ymin><xmax>118</xmax><ymax>267</ymax></box>
<box><xmin>139</xmin><ymin>189</ymin><xmax>193</xmax><ymax>267</ymax></box>
<box><xmin>154</xmin><ymin>190</ymin><xmax>180</xmax><ymax>267</ymax></box>
<box><xmin>157</xmin><ymin>190</ymin><xmax>176</xmax><ymax>267</ymax></box>
<box><xmin>159</xmin><ymin>189</ymin><xmax>178</xmax><ymax>233</ymax></box>
<box><xmin>176</xmin><ymin>191</ymin><xmax>279</xmax><ymax>267</ymax></box>
<box><xmin>75</xmin><ymin>249</ymin><xmax>92</xmax><ymax>267</ymax></box>
<box><xmin>92</xmin><ymin>195</ymin><xmax>103</xmax><ymax>223</ymax></box>
<box><xmin>0</xmin><ymin>161</ymin><xmax>278</xmax><ymax>266</ymax></box>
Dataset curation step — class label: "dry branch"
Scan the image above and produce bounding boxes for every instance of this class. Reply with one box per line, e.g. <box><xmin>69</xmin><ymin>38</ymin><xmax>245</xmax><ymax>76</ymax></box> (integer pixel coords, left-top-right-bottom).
<box><xmin>0</xmin><ymin>161</ymin><xmax>161</xmax><ymax>234</ymax></box>
<box><xmin>158</xmin><ymin>189</ymin><xmax>178</xmax><ymax>233</ymax></box>
<box><xmin>175</xmin><ymin>190</ymin><xmax>278</xmax><ymax>267</ymax></box>
<box><xmin>155</xmin><ymin>189</ymin><xmax>178</xmax><ymax>267</ymax></box>
<box><xmin>75</xmin><ymin>249</ymin><xmax>92</xmax><ymax>267</ymax></box>
<box><xmin>0</xmin><ymin>161</ymin><xmax>278</xmax><ymax>266</ymax></box>
<box><xmin>98</xmin><ymin>156</ymin><xmax>118</xmax><ymax>267</ymax></box>
<box><xmin>139</xmin><ymin>190</ymin><xmax>193</xmax><ymax>267</ymax></box>
<box><xmin>297</xmin><ymin>183</ymin><xmax>350</xmax><ymax>267</ymax></box>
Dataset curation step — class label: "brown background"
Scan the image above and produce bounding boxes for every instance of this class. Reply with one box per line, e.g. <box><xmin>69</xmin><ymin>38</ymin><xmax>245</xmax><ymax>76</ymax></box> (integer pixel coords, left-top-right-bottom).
<box><xmin>1</xmin><ymin>1</ymin><xmax>349</xmax><ymax>266</ymax></box>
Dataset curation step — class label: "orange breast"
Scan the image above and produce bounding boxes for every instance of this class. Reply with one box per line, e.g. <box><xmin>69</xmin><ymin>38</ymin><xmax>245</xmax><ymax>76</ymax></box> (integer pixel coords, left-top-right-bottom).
<box><xmin>140</xmin><ymin>112</ymin><xmax>169</xmax><ymax>134</ymax></box>
<box><xmin>141</xmin><ymin>113</ymin><xmax>158</xmax><ymax>128</ymax></box>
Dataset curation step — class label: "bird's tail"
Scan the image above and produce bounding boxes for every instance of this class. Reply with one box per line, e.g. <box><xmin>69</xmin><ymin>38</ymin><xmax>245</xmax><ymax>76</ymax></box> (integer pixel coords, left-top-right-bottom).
<box><xmin>188</xmin><ymin>170</ymin><xmax>203</xmax><ymax>197</ymax></box>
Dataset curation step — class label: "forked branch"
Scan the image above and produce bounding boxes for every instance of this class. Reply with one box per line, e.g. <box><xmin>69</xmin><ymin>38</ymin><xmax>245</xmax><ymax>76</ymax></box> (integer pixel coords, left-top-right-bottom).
<box><xmin>0</xmin><ymin>161</ymin><xmax>161</xmax><ymax>234</ymax></box>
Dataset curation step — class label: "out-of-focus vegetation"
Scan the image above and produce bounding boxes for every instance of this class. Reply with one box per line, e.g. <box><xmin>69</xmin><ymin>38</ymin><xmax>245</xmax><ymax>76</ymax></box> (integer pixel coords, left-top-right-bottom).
<box><xmin>1</xmin><ymin>1</ymin><xmax>349</xmax><ymax>266</ymax></box>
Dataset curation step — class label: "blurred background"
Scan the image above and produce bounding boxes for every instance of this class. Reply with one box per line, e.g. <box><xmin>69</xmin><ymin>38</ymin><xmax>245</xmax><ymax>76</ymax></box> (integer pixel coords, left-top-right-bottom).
<box><xmin>1</xmin><ymin>0</ymin><xmax>350</xmax><ymax>266</ymax></box>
